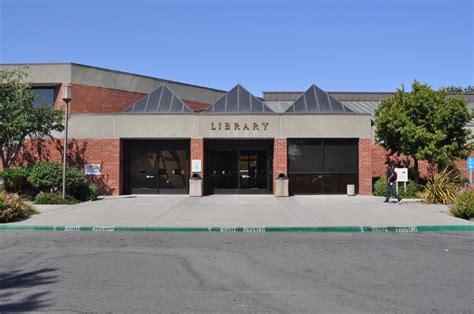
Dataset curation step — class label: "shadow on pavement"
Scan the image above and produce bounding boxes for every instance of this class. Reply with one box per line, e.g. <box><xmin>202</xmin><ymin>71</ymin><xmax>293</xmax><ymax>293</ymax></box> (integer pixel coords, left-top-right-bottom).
<box><xmin>0</xmin><ymin>268</ymin><xmax>57</xmax><ymax>311</ymax></box>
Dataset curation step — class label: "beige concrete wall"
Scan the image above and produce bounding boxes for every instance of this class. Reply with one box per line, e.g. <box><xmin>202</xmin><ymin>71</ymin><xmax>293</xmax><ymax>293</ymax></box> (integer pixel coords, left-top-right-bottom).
<box><xmin>54</xmin><ymin>113</ymin><xmax>372</xmax><ymax>139</ymax></box>
<box><xmin>281</xmin><ymin>115</ymin><xmax>372</xmax><ymax>138</ymax></box>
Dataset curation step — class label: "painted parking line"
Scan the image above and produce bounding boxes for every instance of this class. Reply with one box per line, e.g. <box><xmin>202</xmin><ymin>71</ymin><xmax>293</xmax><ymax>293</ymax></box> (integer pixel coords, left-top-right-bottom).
<box><xmin>0</xmin><ymin>225</ymin><xmax>473</xmax><ymax>233</ymax></box>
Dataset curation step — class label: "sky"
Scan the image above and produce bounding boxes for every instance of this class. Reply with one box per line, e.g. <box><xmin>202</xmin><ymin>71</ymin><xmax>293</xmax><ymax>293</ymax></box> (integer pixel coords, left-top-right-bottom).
<box><xmin>0</xmin><ymin>0</ymin><xmax>472</xmax><ymax>95</ymax></box>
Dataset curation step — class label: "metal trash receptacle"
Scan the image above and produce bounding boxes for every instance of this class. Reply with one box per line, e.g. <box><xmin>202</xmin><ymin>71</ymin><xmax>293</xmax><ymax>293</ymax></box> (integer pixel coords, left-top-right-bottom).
<box><xmin>275</xmin><ymin>174</ymin><xmax>289</xmax><ymax>197</ymax></box>
<box><xmin>189</xmin><ymin>175</ymin><xmax>203</xmax><ymax>197</ymax></box>
<box><xmin>347</xmin><ymin>184</ymin><xmax>355</xmax><ymax>196</ymax></box>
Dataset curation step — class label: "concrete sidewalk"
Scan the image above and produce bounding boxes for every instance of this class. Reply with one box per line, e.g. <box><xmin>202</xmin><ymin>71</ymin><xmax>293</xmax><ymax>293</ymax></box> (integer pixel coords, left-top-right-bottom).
<box><xmin>7</xmin><ymin>195</ymin><xmax>473</xmax><ymax>228</ymax></box>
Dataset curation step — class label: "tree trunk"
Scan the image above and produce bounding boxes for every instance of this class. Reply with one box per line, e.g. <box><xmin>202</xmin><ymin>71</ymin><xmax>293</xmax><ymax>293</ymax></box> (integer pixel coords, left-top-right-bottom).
<box><xmin>413</xmin><ymin>157</ymin><xmax>420</xmax><ymax>184</ymax></box>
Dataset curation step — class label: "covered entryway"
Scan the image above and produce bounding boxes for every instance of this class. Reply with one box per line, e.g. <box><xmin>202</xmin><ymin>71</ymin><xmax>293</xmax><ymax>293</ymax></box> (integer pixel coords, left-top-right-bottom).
<box><xmin>205</xmin><ymin>140</ymin><xmax>273</xmax><ymax>194</ymax></box>
<box><xmin>123</xmin><ymin>140</ymin><xmax>189</xmax><ymax>194</ymax></box>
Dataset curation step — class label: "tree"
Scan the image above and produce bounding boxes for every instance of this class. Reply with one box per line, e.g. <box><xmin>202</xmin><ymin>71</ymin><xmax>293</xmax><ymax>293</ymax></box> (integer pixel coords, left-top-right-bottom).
<box><xmin>0</xmin><ymin>68</ymin><xmax>64</xmax><ymax>169</ymax></box>
<box><xmin>374</xmin><ymin>81</ymin><xmax>473</xmax><ymax>183</ymax></box>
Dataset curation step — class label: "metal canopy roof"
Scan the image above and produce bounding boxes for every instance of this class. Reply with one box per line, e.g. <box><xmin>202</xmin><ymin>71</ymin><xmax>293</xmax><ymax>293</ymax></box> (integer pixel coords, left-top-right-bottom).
<box><xmin>122</xmin><ymin>85</ymin><xmax>193</xmax><ymax>113</ymax></box>
<box><xmin>202</xmin><ymin>84</ymin><xmax>274</xmax><ymax>113</ymax></box>
<box><xmin>285</xmin><ymin>85</ymin><xmax>354</xmax><ymax>113</ymax></box>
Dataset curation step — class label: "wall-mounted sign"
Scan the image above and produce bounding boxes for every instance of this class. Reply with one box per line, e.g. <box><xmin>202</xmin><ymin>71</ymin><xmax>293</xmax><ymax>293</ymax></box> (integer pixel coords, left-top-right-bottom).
<box><xmin>211</xmin><ymin>122</ymin><xmax>269</xmax><ymax>131</ymax></box>
<box><xmin>85</xmin><ymin>164</ymin><xmax>101</xmax><ymax>176</ymax></box>
<box><xmin>395</xmin><ymin>167</ymin><xmax>408</xmax><ymax>182</ymax></box>
<box><xmin>192</xmin><ymin>160</ymin><xmax>202</xmax><ymax>173</ymax></box>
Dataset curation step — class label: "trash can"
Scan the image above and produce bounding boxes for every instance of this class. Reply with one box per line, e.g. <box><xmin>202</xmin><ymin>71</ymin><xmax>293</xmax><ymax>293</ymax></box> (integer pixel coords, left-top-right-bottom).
<box><xmin>275</xmin><ymin>174</ymin><xmax>289</xmax><ymax>197</ymax></box>
<box><xmin>189</xmin><ymin>174</ymin><xmax>203</xmax><ymax>197</ymax></box>
<box><xmin>347</xmin><ymin>184</ymin><xmax>355</xmax><ymax>196</ymax></box>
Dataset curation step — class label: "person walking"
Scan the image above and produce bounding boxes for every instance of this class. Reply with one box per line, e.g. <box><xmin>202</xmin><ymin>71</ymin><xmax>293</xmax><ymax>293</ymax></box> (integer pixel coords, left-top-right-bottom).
<box><xmin>384</xmin><ymin>160</ymin><xmax>402</xmax><ymax>203</ymax></box>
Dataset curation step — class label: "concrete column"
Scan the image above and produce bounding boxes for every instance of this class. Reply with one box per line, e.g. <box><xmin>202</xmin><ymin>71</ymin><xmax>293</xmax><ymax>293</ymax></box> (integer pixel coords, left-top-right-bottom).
<box><xmin>358</xmin><ymin>138</ymin><xmax>372</xmax><ymax>195</ymax></box>
<box><xmin>273</xmin><ymin>137</ymin><xmax>288</xmax><ymax>194</ymax></box>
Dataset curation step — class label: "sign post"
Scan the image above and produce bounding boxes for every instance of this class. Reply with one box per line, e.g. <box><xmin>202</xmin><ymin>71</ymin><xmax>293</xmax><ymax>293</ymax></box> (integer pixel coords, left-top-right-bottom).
<box><xmin>467</xmin><ymin>157</ymin><xmax>474</xmax><ymax>184</ymax></box>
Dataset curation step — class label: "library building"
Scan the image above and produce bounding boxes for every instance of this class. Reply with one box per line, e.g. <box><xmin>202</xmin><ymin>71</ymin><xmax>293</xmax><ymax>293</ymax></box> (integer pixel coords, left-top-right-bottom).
<box><xmin>1</xmin><ymin>63</ymin><xmax>472</xmax><ymax>196</ymax></box>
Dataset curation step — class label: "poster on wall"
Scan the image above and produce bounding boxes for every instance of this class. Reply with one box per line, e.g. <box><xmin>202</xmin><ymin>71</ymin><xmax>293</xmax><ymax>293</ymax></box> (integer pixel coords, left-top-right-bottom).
<box><xmin>191</xmin><ymin>160</ymin><xmax>202</xmax><ymax>173</ymax></box>
<box><xmin>85</xmin><ymin>164</ymin><xmax>101</xmax><ymax>176</ymax></box>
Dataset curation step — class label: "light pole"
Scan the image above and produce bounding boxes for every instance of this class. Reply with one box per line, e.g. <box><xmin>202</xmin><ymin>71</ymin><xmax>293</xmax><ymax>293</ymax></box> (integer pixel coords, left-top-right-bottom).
<box><xmin>62</xmin><ymin>85</ymin><xmax>73</xmax><ymax>199</ymax></box>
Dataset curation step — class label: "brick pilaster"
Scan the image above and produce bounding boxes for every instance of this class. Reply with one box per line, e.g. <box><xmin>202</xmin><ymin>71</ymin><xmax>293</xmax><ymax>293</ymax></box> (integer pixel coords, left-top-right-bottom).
<box><xmin>190</xmin><ymin>138</ymin><xmax>204</xmax><ymax>178</ymax></box>
<box><xmin>359</xmin><ymin>138</ymin><xmax>372</xmax><ymax>195</ymax></box>
<box><xmin>273</xmin><ymin>137</ymin><xmax>288</xmax><ymax>194</ymax></box>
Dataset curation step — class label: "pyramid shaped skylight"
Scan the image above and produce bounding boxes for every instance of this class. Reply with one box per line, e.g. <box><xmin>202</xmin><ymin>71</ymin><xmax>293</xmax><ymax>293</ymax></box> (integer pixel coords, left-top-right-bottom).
<box><xmin>122</xmin><ymin>85</ymin><xmax>193</xmax><ymax>113</ymax></box>
<box><xmin>202</xmin><ymin>84</ymin><xmax>273</xmax><ymax>113</ymax></box>
<box><xmin>285</xmin><ymin>85</ymin><xmax>354</xmax><ymax>113</ymax></box>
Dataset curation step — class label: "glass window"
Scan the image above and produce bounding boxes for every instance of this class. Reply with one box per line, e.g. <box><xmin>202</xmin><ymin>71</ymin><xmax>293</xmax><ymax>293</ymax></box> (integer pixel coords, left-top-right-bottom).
<box><xmin>31</xmin><ymin>87</ymin><xmax>55</xmax><ymax>108</ymax></box>
<box><xmin>324</xmin><ymin>140</ymin><xmax>358</xmax><ymax>173</ymax></box>
<box><xmin>288</xmin><ymin>140</ymin><xmax>323</xmax><ymax>173</ymax></box>
<box><xmin>226</xmin><ymin>87</ymin><xmax>238</xmax><ymax>112</ymax></box>
<box><xmin>315</xmin><ymin>86</ymin><xmax>332</xmax><ymax>112</ymax></box>
<box><xmin>305</xmin><ymin>86</ymin><xmax>318</xmax><ymax>112</ymax></box>
<box><xmin>238</xmin><ymin>86</ymin><xmax>251</xmax><ymax>112</ymax></box>
<box><xmin>289</xmin><ymin>174</ymin><xmax>323</xmax><ymax>194</ymax></box>
<box><xmin>158</xmin><ymin>87</ymin><xmax>173</xmax><ymax>112</ymax></box>
<box><xmin>145</xmin><ymin>88</ymin><xmax>162</xmax><ymax>112</ymax></box>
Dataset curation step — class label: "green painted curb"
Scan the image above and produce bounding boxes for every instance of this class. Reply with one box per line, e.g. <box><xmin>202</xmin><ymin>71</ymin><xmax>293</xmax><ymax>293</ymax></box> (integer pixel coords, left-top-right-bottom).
<box><xmin>0</xmin><ymin>224</ymin><xmax>473</xmax><ymax>233</ymax></box>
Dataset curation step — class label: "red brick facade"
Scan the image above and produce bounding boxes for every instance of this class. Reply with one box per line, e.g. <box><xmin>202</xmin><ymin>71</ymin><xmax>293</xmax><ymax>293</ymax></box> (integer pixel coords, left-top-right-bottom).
<box><xmin>17</xmin><ymin>139</ymin><xmax>122</xmax><ymax>196</ymax></box>
<box><xmin>66</xmin><ymin>83</ymin><xmax>145</xmax><ymax>113</ymax></box>
<box><xmin>358</xmin><ymin>138</ymin><xmax>373</xmax><ymax>195</ymax></box>
<box><xmin>273</xmin><ymin>138</ymin><xmax>288</xmax><ymax>193</ymax></box>
<box><xmin>190</xmin><ymin>138</ymin><xmax>204</xmax><ymax>178</ymax></box>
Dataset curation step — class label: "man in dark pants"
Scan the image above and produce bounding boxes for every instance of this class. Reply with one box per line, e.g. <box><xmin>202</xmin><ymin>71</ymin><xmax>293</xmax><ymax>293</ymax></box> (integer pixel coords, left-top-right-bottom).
<box><xmin>384</xmin><ymin>160</ymin><xmax>402</xmax><ymax>203</ymax></box>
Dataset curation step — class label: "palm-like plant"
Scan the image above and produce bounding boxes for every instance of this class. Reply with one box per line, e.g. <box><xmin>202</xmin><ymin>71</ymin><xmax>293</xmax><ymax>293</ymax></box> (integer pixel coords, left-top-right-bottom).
<box><xmin>422</xmin><ymin>167</ymin><xmax>463</xmax><ymax>204</ymax></box>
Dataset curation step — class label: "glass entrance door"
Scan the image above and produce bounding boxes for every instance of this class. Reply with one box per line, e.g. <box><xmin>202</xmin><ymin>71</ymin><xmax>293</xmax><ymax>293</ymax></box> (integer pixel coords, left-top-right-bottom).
<box><xmin>125</xmin><ymin>141</ymin><xmax>189</xmax><ymax>194</ymax></box>
<box><xmin>205</xmin><ymin>143</ymin><xmax>271</xmax><ymax>194</ymax></box>
<box><xmin>239</xmin><ymin>151</ymin><xmax>268</xmax><ymax>190</ymax></box>
<box><xmin>129</xmin><ymin>148</ymin><xmax>159</xmax><ymax>194</ymax></box>
<box><xmin>158</xmin><ymin>149</ymin><xmax>187</xmax><ymax>193</ymax></box>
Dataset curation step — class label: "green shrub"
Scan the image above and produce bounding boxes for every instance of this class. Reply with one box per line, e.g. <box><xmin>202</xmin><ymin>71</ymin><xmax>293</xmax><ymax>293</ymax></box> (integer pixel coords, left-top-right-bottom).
<box><xmin>0</xmin><ymin>167</ymin><xmax>31</xmax><ymax>192</ymax></box>
<box><xmin>34</xmin><ymin>192</ymin><xmax>77</xmax><ymax>205</ymax></box>
<box><xmin>0</xmin><ymin>192</ymin><xmax>37</xmax><ymax>223</ymax></box>
<box><xmin>28</xmin><ymin>161</ymin><xmax>85</xmax><ymax>197</ymax></box>
<box><xmin>88</xmin><ymin>183</ymin><xmax>100</xmax><ymax>201</ymax></box>
<box><xmin>373</xmin><ymin>177</ymin><xmax>419</xmax><ymax>198</ymax></box>
<box><xmin>450</xmin><ymin>190</ymin><xmax>474</xmax><ymax>220</ymax></box>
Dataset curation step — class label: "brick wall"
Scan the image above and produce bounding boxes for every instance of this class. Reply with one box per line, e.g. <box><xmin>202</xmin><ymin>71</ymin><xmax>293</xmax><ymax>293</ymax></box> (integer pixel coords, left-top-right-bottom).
<box><xmin>273</xmin><ymin>138</ymin><xmax>288</xmax><ymax>193</ymax></box>
<box><xmin>190</xmin><ymin>138</ymin><xmax>204</xmax><ymax>178</ymax></box>
<box><xmin>16</xmin><ymin>138</ymin><xmax>122</xmax><ymax>195</ymax></box>
<box><xmin>358</xmin><ymin>138</ymin><xmax>372</xmax><ymax>195</ymax></box>
<box><xmin>66</xmin><ymin>83</ymin><xmax>145</xmax><ymax>113</ymax></box>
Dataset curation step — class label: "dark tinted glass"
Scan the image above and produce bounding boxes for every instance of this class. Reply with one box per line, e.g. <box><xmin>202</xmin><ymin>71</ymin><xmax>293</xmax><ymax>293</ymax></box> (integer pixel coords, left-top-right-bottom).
<box><xmin>226</xmin><ymin>87</ymin><xmax>238</xmax><ymax>112</ymax></box>
<box><xmin>31</xmin><ymin>88</ymin><xmax>55</xmax><ymax>108</ymax></box>
<box><xmin>292</xmin><ymin>97</ymin><xmax>306</xmax><ymax>112</ymax></box>
<box><xmin>170</xmin><ymin>95</ymin><xmax>181</xmax><ymax>112</ymax></box>
<box><xmin>209</xmin><ymin>151</ymin><xmax>239</xmax><ymax>189</ymax></box>
<box><xmin>315</xmin><ymin>86</ymin><xmax>332</xmax><ymax>111</ymax></box>
<box><xmin>323</xmin><ymin>174</ymin><xmax>358</xmax><ymax>194</ymax></box>
<box><xmin>212</xmin><ymin>97</ymin><xmax>226</xmax><ymax>112</ymax></box>
<box><xmin>329</xmin><ymin>95</ymin><xmax>345</xmax><ymax>112</ymax></box>
<box><xmin>289</xmin><ymin>174</ymin><xmax>323</xmax><ymax>194</ymax></box>
<box><xmin>288</xmin><ymin>140</ymin><xmax>322</xmax><ymax>173</ymax></box>
<box><xmin>305</xmin><ymin>86</ymin><xmax>318</xmax><ymax>112</ymax></box>
<box><xmin>133</xmin><ymin>96</ymin><xmax>148</xmax><ymax>112</ymax></box>
<box><xmin>252</xmin><ymin>97</ymin><xmax>263</xmax><ymax>112</ymax></box>
<box><xmin>239</xmin><ymin>86</ymin><xmax>251</xmax><ymax>112</ymax></box>
<box><xmin>324</xmin><ymin>140</ymin><xmax>358</xmax><ymax>173</ymax></box>
<box><xmin>158</xmin><ymin>87</ymin><xmax>173</xmax><ymax>112</ymax></box>
<box><xmin>145</xmin><ymin>88</ymin><xmax>162</xmax><ymax>112</ymax></box>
